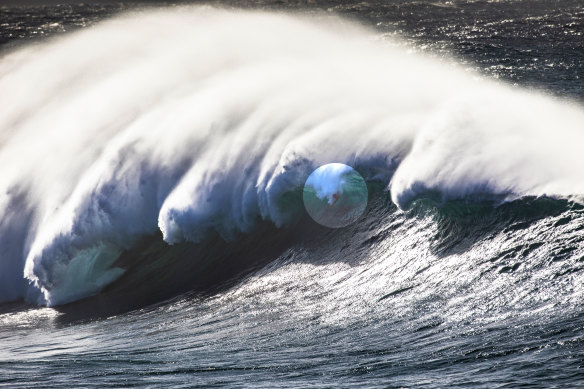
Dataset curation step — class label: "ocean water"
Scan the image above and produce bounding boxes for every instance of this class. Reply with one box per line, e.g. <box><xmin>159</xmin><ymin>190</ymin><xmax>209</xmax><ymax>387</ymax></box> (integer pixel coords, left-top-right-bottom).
<box><xmin>1</xmin><ymin>1</ymin><xmax>583</xmax><ymax>387</ymax></box>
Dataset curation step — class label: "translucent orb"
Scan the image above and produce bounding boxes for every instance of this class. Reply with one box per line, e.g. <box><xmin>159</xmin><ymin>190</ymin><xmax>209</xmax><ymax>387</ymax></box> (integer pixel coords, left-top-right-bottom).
<box><xmin>303</xmin><ymin>163</ymin><xmax>368</xmax><ymax>228</ymax></box>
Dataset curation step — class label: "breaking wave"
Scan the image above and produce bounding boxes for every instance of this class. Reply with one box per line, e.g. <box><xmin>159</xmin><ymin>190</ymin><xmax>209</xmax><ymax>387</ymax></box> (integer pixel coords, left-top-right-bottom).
<box><xmin>0</xmin><ymin>7</ymin><xmax>583</xmax><ymax>307</ymax></box>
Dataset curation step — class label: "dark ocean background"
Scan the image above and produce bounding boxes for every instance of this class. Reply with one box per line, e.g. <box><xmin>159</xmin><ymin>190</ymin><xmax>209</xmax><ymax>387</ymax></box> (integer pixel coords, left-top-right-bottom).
<box><xmin>1</xmin><ymin>1</ymin><xmax>584</xmax><ymax>387</ymax></box>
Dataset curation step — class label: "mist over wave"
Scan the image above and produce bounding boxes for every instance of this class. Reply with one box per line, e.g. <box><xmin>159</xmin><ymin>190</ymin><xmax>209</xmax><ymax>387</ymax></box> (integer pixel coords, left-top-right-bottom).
<box><xmin>0</xmin><ymin>6</ymin><xmax>583</xmax><ymax>307</ymax></box>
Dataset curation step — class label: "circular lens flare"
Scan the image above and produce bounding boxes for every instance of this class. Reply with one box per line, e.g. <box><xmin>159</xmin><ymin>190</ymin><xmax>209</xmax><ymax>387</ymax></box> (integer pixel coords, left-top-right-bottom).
<box><xmin>303</xmin><ymin>163</ymin><xmax>368</xmax><ymax>228</ymax></box>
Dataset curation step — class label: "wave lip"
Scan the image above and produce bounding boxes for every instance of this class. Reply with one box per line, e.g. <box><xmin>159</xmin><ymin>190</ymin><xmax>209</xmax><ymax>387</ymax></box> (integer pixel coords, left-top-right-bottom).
<box><xmin>390</xmin><ymin>91</ymin><xmax>584</xmax><ymax>210</ymax></box>
<box><xmin>0</xmin><ymin>7</ymin><xmax>583</xmax><ymax>306</ymax></box>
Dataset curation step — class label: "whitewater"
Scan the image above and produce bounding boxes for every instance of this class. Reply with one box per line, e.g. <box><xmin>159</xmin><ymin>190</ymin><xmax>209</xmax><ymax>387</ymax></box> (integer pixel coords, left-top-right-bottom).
<box><xmin>0</xmin><ymin>6</ymin><xmax>583</xmax><ymax>310</ymax></box>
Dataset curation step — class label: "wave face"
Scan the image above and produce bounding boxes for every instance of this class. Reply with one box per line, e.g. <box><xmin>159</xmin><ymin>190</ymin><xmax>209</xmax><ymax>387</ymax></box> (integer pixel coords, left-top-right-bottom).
<box><xmin>0</xmin><ymin>7</ymin><xmax>583</xmax><ymax>307</ymax></box>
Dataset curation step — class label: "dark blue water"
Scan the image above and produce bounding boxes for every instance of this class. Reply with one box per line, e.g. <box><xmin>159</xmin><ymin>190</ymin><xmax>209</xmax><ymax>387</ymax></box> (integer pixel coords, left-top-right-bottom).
<box><xmin>1</xmin><ymin>1</ymin><xmax>584</xmax><ymax>387</ymax></box>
